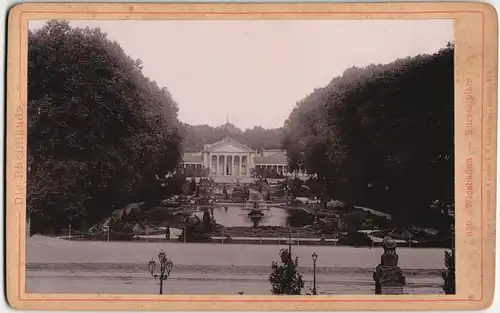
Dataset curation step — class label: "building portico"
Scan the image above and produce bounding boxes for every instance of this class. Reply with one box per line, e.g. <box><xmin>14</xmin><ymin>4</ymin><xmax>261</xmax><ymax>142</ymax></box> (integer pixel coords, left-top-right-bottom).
<box><xmin>202</xmin><ymin>137</ymin><xmax>254</xmax><ymax>180</ymax></box>
<box><xmin>181</xmin><ymin>136</ymin><xmax>307</xmax><ymax>183</ymax></box>
<box><xmin>209</xmin><ymin>154</ymin><xmax>249</xmax><ymax>177</ymax></box>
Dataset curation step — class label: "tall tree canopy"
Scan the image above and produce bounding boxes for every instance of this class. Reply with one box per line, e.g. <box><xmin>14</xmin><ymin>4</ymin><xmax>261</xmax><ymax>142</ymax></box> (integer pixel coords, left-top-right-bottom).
<box><xmin>282</xmin><ymin>43</ymin><xmax>454</xmax><ymax>227</ymax></box>
<box><xmin>28</xmin><ymin>21</ymin><xmax>183</xmax><ymax>232</ymax></box>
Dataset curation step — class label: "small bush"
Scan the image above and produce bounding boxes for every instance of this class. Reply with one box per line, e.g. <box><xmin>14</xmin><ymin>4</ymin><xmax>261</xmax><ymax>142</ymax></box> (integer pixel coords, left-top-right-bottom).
<box><xmin>269</xmin><ymin>249</ymin><xmax>304</xmax><ymax>295</ymax></box>
<box><xmin>442</xmin><ymin>249</ymin><xmax>455</xmax><ymax>294</ymax></box>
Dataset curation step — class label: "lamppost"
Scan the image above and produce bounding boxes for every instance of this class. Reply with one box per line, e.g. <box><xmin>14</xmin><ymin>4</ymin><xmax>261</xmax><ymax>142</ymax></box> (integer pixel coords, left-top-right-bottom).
<box><xmin>312</xmin><ymin>252</ymin><xmax>318</xmax><ymax>295</ymax></box>
<box><xmin>148</xmin><ymin>250</ymin><xmax>174</xmax><ymax>295</ymax></box>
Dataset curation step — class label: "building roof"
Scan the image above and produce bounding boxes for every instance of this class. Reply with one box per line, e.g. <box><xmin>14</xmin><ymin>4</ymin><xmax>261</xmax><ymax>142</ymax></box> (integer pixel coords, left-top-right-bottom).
<box><xmin>183</xmin><ymin>137</ymin><xmax>290</xmax><ymax>166</ymax></box>
<box><xmin>182</xmin><ymin>152</ymin><xmax>203</xmax><ymax>163</ymax></box>
<box><xmin>203</xmin><ymin>136</ymin><xmax>253</xmax><ymax>153</ymax></box>
<box><xmin>254</xmin><ymin>151</ymin><xmax>288</xmax><ymax>165</ymax></box>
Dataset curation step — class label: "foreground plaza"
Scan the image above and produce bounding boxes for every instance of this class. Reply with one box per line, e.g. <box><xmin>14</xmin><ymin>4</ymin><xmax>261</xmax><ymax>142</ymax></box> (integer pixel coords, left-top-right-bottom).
<box><xmin>26</xmin><ymin>236</ymin><xmax>445</xmax><ymax>295</ymax></box>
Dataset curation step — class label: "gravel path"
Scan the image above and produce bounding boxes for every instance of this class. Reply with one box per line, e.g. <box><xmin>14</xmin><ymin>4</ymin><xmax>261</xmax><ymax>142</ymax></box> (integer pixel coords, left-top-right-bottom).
<box><xmin>27</xmin><ymin>236</ymin><xmax>447</xmax><ymax>269</ymax></box>
<box><xmin>26</xmin><ymin>236</ymin><xmax>446</xmax><ymax>295</ymax></box>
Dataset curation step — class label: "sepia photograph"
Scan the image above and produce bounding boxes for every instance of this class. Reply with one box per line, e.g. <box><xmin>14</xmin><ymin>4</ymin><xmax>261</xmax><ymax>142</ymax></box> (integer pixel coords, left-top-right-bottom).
<box><xmin>25</xmin><ymin>17</ymin><xmax>457</xmax><ymax>297</ymax></box>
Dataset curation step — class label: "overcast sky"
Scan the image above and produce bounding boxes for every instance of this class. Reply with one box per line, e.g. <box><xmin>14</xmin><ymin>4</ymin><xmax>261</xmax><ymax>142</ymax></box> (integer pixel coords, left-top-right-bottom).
<box><xmin>29</xmin><ymin>19</ymin><xmax>453</xmax><ymax>129</ymax></box>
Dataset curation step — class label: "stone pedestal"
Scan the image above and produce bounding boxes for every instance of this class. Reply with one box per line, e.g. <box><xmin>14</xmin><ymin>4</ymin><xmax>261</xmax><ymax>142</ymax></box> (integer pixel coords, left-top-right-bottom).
<box><xmin>381</xmin><ymin>286</ymin><xmax>404</xmax><ymax>295</ymax></box>
<box><xmin>373</xmin><ymin>236</ymin><xmax>406</xmax><ymax>295</ymax></box>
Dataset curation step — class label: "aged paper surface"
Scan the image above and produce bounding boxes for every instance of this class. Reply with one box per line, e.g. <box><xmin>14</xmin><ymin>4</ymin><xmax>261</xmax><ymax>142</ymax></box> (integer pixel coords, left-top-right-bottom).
<box><xmin>5</xmin><ymin>1</ymin><xmax>498</xmax><ymax>311</ymax></box>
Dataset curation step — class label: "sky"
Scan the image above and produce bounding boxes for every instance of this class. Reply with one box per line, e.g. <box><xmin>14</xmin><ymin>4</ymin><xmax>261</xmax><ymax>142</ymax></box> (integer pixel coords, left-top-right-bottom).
<box><xmin>29</xmin><ymin>19</ymin><xmax>453</xmax><ymax>129</ymax></box>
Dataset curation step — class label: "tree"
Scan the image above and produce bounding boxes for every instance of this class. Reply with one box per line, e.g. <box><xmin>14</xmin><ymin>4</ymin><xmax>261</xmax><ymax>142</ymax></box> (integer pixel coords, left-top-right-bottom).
<box><xmin>165</xmin><ymin>173</ymin><xmax>187</xmax><ymax>196</ymax></box>
<box><xmin>289</xmin><ymin>178</ymin><xmax>305</xmax><ymax>198</ymax></box>
<box><xmin>269</xmin><ymin>249</ymin><xmax>304</xmax><ymax>295</ymax></box>
<box><xmin>277</xmin><ymin>180</ymin><xmax>288</xmax><ymax>191</ymax></box>
<box><xmin>28</xmin><ymin>21</ymin><xmax>183</xmax><ymax>232</ymax></box>
<box><xmin>251</xmin><ymin>167</ymin><xmax>267</xmax><ymax>186</ymax></box>
<box><xmin>281</xmin><ymin>43</ymin><xmax>454</xmax><ymax>228</ymax></box>
<box><xmin>180</xmin><ymin>179</ymin><xmax>191</xmax><ymax>195</ymax></box>
<box><xmin>202</xmin><ymin>210</ymin><xmax>211</xmax><ymax>233</ymax></box>
<box><xmin>442</xmin><ymin>249</ymin><xmax>455</xmax><ymax>294</ymax></box>
<box><xmin>202</xmin><ymin>167</ymin><xmax>210</xmax><ymax>178</ymax></box>
<box><xmin>189</xmin><ymin>177</ymin><xmax>197</xmax><ymax>194</ymax></box>
<box><xmin>305</xmin><ymin>177</ymin><xmax>326</xmax><ymax>199</ymax></box>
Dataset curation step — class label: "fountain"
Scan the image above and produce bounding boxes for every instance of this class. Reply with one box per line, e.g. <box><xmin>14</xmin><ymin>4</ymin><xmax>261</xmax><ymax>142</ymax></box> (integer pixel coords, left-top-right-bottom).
<box><xmin>244</xmin><ymin>193</ymin><xmax>268</xmax><ymax>228</ymax></box>
<box><xmin>231</xmin><ymin>185</ymin><xmax>249</xmax><ymax>202</ymax></box>
<box><xmin>245</xmin><ymin>193</ymin><xmax>268</xmax><ymax>210</ymax></box>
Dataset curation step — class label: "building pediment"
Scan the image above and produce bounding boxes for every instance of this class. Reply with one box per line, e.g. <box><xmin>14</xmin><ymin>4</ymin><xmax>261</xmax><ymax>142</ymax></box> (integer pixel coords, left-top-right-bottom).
<box><xmin>204</xmin><ymin>137</ymin><xmax>253</xmax><ymax>153</ymax></box>
<box><xmin>211</xmin><ymin>144</ymin><xmax>251</xmax><ymax>154</ymax></box>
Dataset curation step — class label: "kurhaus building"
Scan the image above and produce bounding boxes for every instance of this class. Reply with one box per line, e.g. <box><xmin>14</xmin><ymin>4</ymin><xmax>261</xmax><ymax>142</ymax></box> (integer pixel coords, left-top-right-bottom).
<box><xmin>180</xmin><ymin>136</ymin><xmax>307</xmax><ymax>183</ymax></box>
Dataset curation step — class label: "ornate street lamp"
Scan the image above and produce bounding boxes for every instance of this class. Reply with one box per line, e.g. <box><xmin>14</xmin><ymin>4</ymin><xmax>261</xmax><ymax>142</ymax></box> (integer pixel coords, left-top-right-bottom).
<box><xmin>312</xmin><ymin>252</ymin><xmax>318</xmax><ymax>295</ymax></box>
<box><xmin>148</xmin><ymin>250</ymin><xmax>174</xmax><ymax>295</ymax></box>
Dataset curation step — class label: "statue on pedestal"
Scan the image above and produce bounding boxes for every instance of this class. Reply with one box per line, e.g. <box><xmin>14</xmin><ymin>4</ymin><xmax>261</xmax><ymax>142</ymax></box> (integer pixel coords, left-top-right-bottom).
<box><xmin>373</xmin><ymin>236</ymin><xmax>406</xmax><ymax>294</ymax></box>
<box><xmin>313</xmin><ymin>215</ymin><xmax>320</xmax><ymax>228</ymax></box>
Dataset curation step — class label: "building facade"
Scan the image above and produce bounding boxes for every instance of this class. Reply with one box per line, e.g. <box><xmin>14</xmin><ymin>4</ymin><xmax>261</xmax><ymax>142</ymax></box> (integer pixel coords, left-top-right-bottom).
<box><xmin>180</xmin><ymin>136</ymin><xmax>307</xmax><ymax>183</ymax></box>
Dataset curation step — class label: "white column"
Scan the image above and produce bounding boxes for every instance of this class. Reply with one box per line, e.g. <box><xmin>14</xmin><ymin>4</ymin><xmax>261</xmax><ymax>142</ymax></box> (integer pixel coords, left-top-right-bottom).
<box><xmin>205</xmin><ymin>152</ymin><xmax>210</xmax><ymax>172</ymax></box>
<box><xmin>207</xmin><ymin>153</ymin><xmax>211</xmax><ymax>175</ymax></box>
<box><xmin>223</xmin><ymin>155</ymin><xmax>227</xmax><ymax>176</ymax></box>
<box><xmin>216</xmin><ymin>155</ymin><xmax>219</xmax><ymax>176</ymax></box>
<box><xmin>222</xmin><ymin>155</ymin><xmax>225</xmax><ymax>176</ymax></box>
<box><xmin>224</xmin><ymin>155</ymin><xmax>227</xmax><ymax>176</ymax></box>
<box><xmin>211</xmin><ymin>154</ymin><xmax>215</xmax><ymax>176</ymax></box>
<box><xmin>239</xmin><ymin>156</ymin><xmax>243</xmax><ymax>177</ymax></box>
<box><xmin>232</xmin><ymin>155</ymin><xmax>235</xmax><ymax>176</ymax></box>
<box><xmin>203</xmin><ymin>153</ymin><xmax>206</xmax><ymax>173</ymax></box>
<box><xmin>246</xmin><ymin>158</ymin><xmax>250</xmax><ymax>176</ymax></box>
<box><xmin>249</xmin><ymin>153</ymin><xmax>254</xmax><ymax>176</ymax></box>
<box><xmin>240</xmin><ymin>156</ymin><xmax>243</xmax><ymax>177</ymax></box>
<box><xmin>223</xmin><ymin>155</ymin><xmax>225</xmax><ymax>176</ymax></box>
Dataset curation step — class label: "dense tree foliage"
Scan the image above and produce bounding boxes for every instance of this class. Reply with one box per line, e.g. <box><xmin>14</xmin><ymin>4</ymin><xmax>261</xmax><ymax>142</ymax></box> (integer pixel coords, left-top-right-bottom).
<box><xmin>181</xmin><ymin>123</ymin><xmax>284</xmax><ymax>152</ymax></box>
<box><xmin>28</xmin><ymin>21</ymin><xmax>183</xmax><ymax>233</ymax></box>
<box><xmin>282</xmin><ymin>43</ymin><xmax>454</xmax><ymax>229</ymax></box>
<box><xmin>442</xmin><ymin>249</ymin><xmax>456</xmax><ymax>294</ymax></box>
<box><xmin>178</xmin><ymin>165</ymin><xmax>207</xmax><ymax>178</ymax></box>
<box><xmin>252</xmin><ymin>166</ymin><xmax>285</xmax><ymax>179</ymax></box>
<box><xmin>275</xmin><ymin>178</ymin><xmax>311</xmax><ymax>198</ymax></box>
<box><xmin>269</xmin><ymin>249</ymin><xmax>304</xmax><ymax>295</ymax></box>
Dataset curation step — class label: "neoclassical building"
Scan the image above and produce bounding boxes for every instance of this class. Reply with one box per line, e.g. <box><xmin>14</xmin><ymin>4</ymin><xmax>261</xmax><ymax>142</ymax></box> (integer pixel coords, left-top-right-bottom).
<box><xmin>181</xmin><ymin>136</ymin><xmax>307</xmax><ymax>183</ymax></box>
